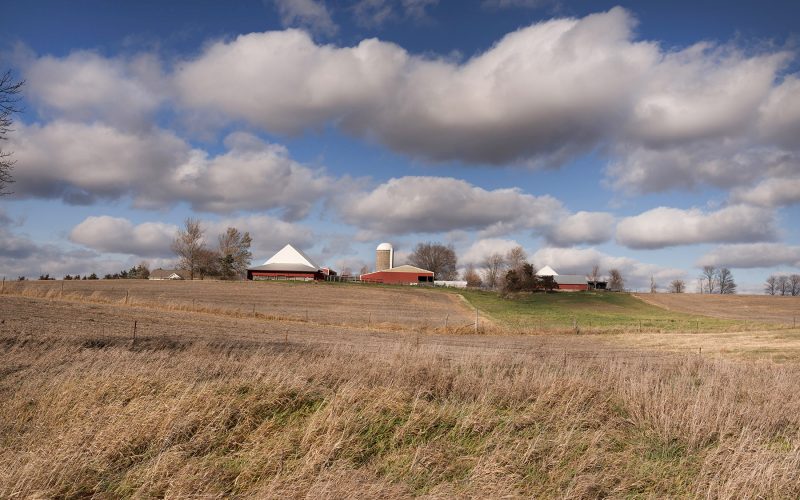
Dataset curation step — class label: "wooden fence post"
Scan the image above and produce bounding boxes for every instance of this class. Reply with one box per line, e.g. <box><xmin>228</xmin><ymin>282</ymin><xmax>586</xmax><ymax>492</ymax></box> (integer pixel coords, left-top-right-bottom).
<box><xmin>132</xmin><ymin>320</ymin><xmax>137</xmax><ymax>348</ymax></box>
<box><xmin>475</xmin><ymin>307</ymin><xmax>479</xmax><ymax>334</ymax></box>
<box><xmin>445</xmin><ymin>313</ymin><xmax>449</xmax><ymax>331</ymax></box>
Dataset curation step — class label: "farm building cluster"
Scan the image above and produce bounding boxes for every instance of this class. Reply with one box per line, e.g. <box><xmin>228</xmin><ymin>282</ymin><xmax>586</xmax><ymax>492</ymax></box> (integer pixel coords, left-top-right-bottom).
<box><xmin>150</xmin><ymin>242</ymin><xmax>606</xmax><ymax>290</ymax></box>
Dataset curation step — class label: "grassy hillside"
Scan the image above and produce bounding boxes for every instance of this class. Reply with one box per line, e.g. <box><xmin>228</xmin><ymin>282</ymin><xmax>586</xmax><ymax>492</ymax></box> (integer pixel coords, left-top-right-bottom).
<box><xmin>456</xmin><ymin>290</ymin><xmax>757</xmax><ymax>333</ymax></box>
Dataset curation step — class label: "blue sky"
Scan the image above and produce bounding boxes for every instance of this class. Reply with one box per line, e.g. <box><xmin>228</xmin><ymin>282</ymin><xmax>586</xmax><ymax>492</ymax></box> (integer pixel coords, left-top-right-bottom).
<box><xmin>1</xmin><ymin>0</ymin><xmax>799</xmax><ymax>292</ymax></box>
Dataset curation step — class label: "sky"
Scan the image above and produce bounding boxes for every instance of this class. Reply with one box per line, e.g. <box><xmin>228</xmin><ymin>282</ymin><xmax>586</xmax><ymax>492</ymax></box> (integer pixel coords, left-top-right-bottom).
<box><xmin>1</xmin><ymin>0</ymin><xmax>799</xmax><ymax>292</ymax></box>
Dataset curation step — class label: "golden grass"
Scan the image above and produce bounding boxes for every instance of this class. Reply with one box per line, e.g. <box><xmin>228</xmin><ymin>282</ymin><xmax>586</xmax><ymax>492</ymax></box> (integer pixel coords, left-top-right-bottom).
<box><xmin>2</xmin><ymin>296</ymin><xmax>800</xmax><ymax>498</ymax></box>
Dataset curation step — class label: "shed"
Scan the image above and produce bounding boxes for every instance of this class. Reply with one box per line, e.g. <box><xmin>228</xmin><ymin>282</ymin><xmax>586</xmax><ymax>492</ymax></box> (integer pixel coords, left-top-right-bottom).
<box><xmin>554</xmin><ymin>274</ymin><xmax>589</xmax><ymax>291</ymax></box>
<box><xmin>149</xmin><ymin>268</ymin><xmax>190</xmax><ymax>280</ymax></box>
<box><xmin>360</xmin><ymin>265</ymin><xmax>434</xmax><ymax>285</ymax></box>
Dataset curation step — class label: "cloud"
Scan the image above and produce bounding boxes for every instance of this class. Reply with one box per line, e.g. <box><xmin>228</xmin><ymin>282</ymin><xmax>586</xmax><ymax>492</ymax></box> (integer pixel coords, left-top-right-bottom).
<box><xmin>544</xmin><ymin>211</ymin><xmax>614</xmax><ymax>247</ymax></box>
<box><xmin>482</xmin><ymin>0</ymin><xmax>551</xmax><ymax>8</ymax></box>
<box><xmin>175</xmin><ymin>8</ymin><xmax>657</xmax><ymax>165</ymax></box>
<box><xmin>273</xmin><ymin>0</ymin><xmax>338</xmax><ymax>36</ymax></box>
<box><xmin>616</xmin><ymin>205</ymin><xmax>778</xmax><ymax>249</ymax></box>
<box><xmin>353</xmin><ymin>0</ymin><xmax>438</xmax><ymax>27</ymax></box>
<box><xmin>9</xmin><ymin>121</ymin><xmax>189</xmax><ymax>205</ymax></box>
<box><xmin>759</xmin><ymin>75</ymin><xmax>800</xmax><ymax>151</ymax></box>
<box><xmin>23</xmin><ymin>51</ymin><xmax>165</xmax><ymax>132</ymax></box>
<box><xmin>150</xmin><ymin>132</ymin><xmax>334</xmax><ymax>219</ymax></box>
<box><xmin>459</xmin><ymin>238</ymin><xmax>522</xmax><ymax>266</ymax></box>
<box><xmin>625</xmin><ymin>44</ymin><xmax>786</xmax><ymax>148</ymax></box>
<box><xmin>9</xmin><ymin>123</ymin><xmax>332</xmax><ymax>218</ymax></box>
<box><xmin>69</xmin><ymin>216</ymin><xmax>178</xmax><ymax>257</ymax></box>
<box><xmin>68</xmin><ymin>214</ymin><xmax>314</xmax><ymax>261</ymax></box>
<box><xmin>531</xmin><ymin>246</ymin><xmax>685</xmax><ymax>289</ymax></box>
<box><xmin>202</xmin><ymin>214</ymin><xmax>314</xmax><ymax>257</ymax></box>
<box><xmin>730</xmin><ymin>176</ymin><xmax>800</xmax><ymax>207</ymax></box>
<box><xmin>0</xmin><ymin>222</ymin><xmax>125</xmax><ymax>279</ymax></box>
<box><xmin>697</xmin><ymin>243</ymin><xmax>800</xmax><ymax>269</ymax></box>
<box><xmin>607</xmin><ymin>140</ymin><xmax>800</xmax><ymax>194</ymax></box>
<box><xmin>337</xmin><ymin>176</ymin><xmax>564</xmax><ymax>236</ymax></box>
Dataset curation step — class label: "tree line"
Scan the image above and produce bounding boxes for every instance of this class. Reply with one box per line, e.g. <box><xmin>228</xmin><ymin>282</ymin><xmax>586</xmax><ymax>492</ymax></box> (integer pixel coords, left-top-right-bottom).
<box><xmin>697</xmin><ymin>266</ymin><xmax>737</xmax><ymax>294</ymax></box>
<box><xmin>764</xmin><ymin>274</ymin><xmax>800</xmax><ymax>296</ymax></box>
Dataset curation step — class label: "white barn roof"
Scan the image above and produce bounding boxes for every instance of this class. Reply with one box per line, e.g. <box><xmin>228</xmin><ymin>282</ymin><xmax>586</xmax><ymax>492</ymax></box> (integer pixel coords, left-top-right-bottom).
<box><xmin>536</xmin><ymin>265</ymin><xmax>559</xmax><ymax>276</ymax></box>
<box><xmin>264</xmin><ymin>244</ymin><xmax>320</xmax><ymax>269</ymax></box>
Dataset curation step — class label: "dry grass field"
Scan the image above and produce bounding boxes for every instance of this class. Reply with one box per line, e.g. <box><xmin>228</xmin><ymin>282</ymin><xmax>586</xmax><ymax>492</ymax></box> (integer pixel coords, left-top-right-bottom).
<box><xmin>3</xmin><ymin>283</ymin><xmax>800</xmax><ymax>498</ymax></box>
<box><xmin>1</xmin><ymin>279</ymin><xmax>476</xmax><ymax>331</ymax></box>
<box><xmin>636</xmin><ymin>293</ymin><xmax>800</xmax><ymax>325</ymax></box>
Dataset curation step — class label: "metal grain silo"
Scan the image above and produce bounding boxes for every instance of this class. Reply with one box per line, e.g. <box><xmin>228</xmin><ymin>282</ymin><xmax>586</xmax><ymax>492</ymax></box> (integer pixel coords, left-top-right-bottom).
<box><xmin>376</xmin><ymin>242</ymin><xmax>393</xmax><ymax>272</ymax></box>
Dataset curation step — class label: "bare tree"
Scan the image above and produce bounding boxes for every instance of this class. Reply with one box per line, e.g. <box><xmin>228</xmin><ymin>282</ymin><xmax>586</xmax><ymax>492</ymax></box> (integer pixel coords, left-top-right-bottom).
<box><xmin>482</xmin><ymin>253</ymin><xmax>507</xmax><ymax>290</ymax></box>
<box><xmin>608</xmin><ymin>269</ymin><xmax>624</xmax><ymax>291</ymax></box>
<box><xmin>408</xmin><ymin>242</ymin><xmax>458</xmax><ymax>280</ymax></box>
<box><xmin>791</xmin><ymin>274</ymin><xmax>800</xmax><ymax>296</ymax></box>
<box><xmin>196</xmin><ymin>247</ymin><xmax>221</xmax><ymax>279</ymax></box>
<box><xmin>588</xmin><ymin>264</ymin><xmax>601</xmax><ymax>289</ymax></box>
<box><xmin>359</xmin><ymin>264</ymin><xmax>370</xmax><ymax>276</ymax></box>
<box><xmin>718</xmin><ymin>267</ymin><xmax>737</xmax><ymax>294</ymax></box>
<box><xmin>171</xmin><ymin>218</ymin><xmax>205</xmax><ymax>280</ymax></box>
<box><xmin>765</xmin><ymin>275</ymin><xmax>778</xmax><ymax>295</ymax></box>
<box><xmin>0</xmin><ymin>70</ymin><xmax>24</xmax><ymax>195</ymax></box>
<box><xmin>217</xmin><ymin>227</ymin><xmax>252</xmax><ymax>279</ymax></box>
<box><xmin>340</xmin><ymin>266</ymin><xmax>352</xmax><ymax>277</ymax></box>
<box><xmin>669</xmin><ymin>279</ymin><xmax>685</xmax><ymax>293</ymax></box>
<box><xmin>701</xmin><ymin>266</ymin><xmax>717</xmax><ymax>294</ymax></box>
<box><xmin>505</xmin><ymin>246</ymin><xmax>527</xmax><ymax>272</ymax></box>
<box><xmin>650</xmin><ymin>276</ymin><xmax>658</xmax><ymax>293</ymax></box>
<box><xmin>462</xmin><ymin>263</ymin><xmax>482</xmax><ymax>288</ymax></box>
<box><xmin>777</xmin><ymin>275</ymin><xmax>790</xmax><ymax>296</ymax></box>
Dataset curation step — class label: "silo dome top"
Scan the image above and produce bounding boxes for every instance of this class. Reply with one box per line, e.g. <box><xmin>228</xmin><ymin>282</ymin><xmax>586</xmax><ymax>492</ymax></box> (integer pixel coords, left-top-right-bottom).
<box><xmin>377</xmin><ymin>242</ymin><xmax>393</xmax><ymax>251</ymax></box>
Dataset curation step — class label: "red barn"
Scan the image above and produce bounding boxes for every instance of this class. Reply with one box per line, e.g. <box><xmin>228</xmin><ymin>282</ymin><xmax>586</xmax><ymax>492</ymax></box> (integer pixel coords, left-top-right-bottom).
<box><xmin>537</xmin><ymin>266</ymin><xmax>589</xmax><ymax>291</ymax></box>
<box><xmin>247</xmin><ymin>244</ymin><xmax>335</xmax><ymax>281</ymax></box>
<box><xmin>553</xmin><ymin>275</ymin><xmax>589</xmax><ymax>291</ymax></box>
<box><xmin>360</xmin><ymin>265</ymin><xmax>434</xmax><ymax>285</ymax></box>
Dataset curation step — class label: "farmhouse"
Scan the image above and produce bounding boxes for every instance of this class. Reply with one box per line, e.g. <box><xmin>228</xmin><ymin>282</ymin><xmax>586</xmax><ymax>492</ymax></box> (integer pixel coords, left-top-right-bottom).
<box><xmin>361</xmin><ymin>265</ymin><xmax>435</xmax><ymax>285</ymax></box>
<box><xmin>149</xmin><ymin>269</ymin><xmax>190</xmax><ymax>280</ymax></box>
<box><xmin>535</xmin><ymin>266</ymin><xmax>589</xmax><ymax>291</ymax></box>
<box><xmin>247</xmin><ymin>244</ymin><xmax>336</xmax><ymax>281</ymax></box>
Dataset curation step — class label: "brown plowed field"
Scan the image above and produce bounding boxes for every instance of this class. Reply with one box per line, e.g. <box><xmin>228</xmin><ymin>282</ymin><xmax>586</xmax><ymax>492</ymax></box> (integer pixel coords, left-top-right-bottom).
<box><xmin>636</xmin><ymin>293</ymin><xmax>800</xmax><ymax>325</ymax></box>
<box><xmin>0</xmin><ymin>295</ymin><xmax>666</xmax><ymax>361</ymax></box>
<box><xmin>0</xmin><ymin>280</ymin><xmax>475</xmax><ymax>330</ymax></box>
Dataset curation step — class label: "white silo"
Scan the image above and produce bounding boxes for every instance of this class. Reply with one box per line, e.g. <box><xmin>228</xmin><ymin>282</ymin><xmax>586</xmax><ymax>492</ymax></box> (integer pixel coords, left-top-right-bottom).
<box><xmin>376</xmin><ymin>242</ymin><xmax>393</xmax><ymax>271</ymax></box>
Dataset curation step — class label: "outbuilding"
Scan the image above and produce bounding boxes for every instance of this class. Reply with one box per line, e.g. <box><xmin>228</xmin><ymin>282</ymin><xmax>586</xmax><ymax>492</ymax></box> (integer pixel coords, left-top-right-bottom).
<box><xmin>247</xmin><ymin>244</ymin><xmax>335</xmax><ymax>281</ymax></box>
<box><xmin>535</xmin><ymin>265</ymin><xmax>589</xmax><ymax>291</ymax></box>
<box><xmin>149</xmin><ymin>268</ymin><xmax>190</xmax><ymax>280</ymax></box>
<box><xmin>360</xmin><ymin>264</ymin><xmax>434</xmax><ymax>285</ymax></box>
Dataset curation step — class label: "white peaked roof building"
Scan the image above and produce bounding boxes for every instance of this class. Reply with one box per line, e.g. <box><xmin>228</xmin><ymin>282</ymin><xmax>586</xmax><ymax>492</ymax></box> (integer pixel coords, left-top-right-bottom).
<box><xmin>247</xmin><ymin>244</ymin><xmax>334</xmax><ymax>280</ymax></box>
<box><xmin>534</xmin><ymin>265</ymin><xmax>590</xmax><ymax>290</ymax></box>
<box><xmin>536</xmin><ymin>265</ymin><xmax>559</xmax><ymax>276</ymax></box>
<box><xmin>261</xmin><ymin>244</ymin><xmax>320</xmax><ymax>271</ymax></box>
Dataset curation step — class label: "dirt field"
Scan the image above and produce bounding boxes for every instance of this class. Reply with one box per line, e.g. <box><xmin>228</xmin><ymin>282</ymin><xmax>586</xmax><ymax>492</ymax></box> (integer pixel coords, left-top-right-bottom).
<box><xmin>0</xmin><ymin>295</ymin><xmax>659</xmax><ymax>361</ymax></box>
<box><xmin>1</xmin><ymin>279</ymin><xmax>475</xmax><ymax>331</ymax></box>
<box><xmin>636</xmin><ymin>293</ymin><xmax>800</xmax><ymax>325</ymax></box>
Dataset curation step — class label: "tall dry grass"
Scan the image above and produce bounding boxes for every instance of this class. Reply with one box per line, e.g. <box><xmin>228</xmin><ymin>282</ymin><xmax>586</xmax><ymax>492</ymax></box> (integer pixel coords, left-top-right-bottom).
<box><xmin>1</xmin><ymin>328</ymin><xmax>799</xmax><ymax>498</ymax></box>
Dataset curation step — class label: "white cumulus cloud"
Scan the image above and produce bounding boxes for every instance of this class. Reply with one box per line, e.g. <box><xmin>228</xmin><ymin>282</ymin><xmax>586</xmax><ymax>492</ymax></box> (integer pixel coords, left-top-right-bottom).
<box><xmin>616</xmin><ymin>205</ymin><xmax>778</xmax><ymax>249</ymax></box>
<box><xmin>697</xmin><ymin>243</ymin><xmax>800</xmax><ymax>269</ymax></box>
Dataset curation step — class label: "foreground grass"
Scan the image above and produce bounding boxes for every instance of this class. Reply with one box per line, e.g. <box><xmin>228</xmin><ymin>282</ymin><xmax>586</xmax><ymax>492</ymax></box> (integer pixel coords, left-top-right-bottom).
<box><xmin>455</xmin><ymin>289</ymin><xmax>760</xmax><ymax>333</ymax></box>
<box><xmin>2</xmin><ymin>329</ymin><xmax>800</xmax><ymax>498</ymax></box>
